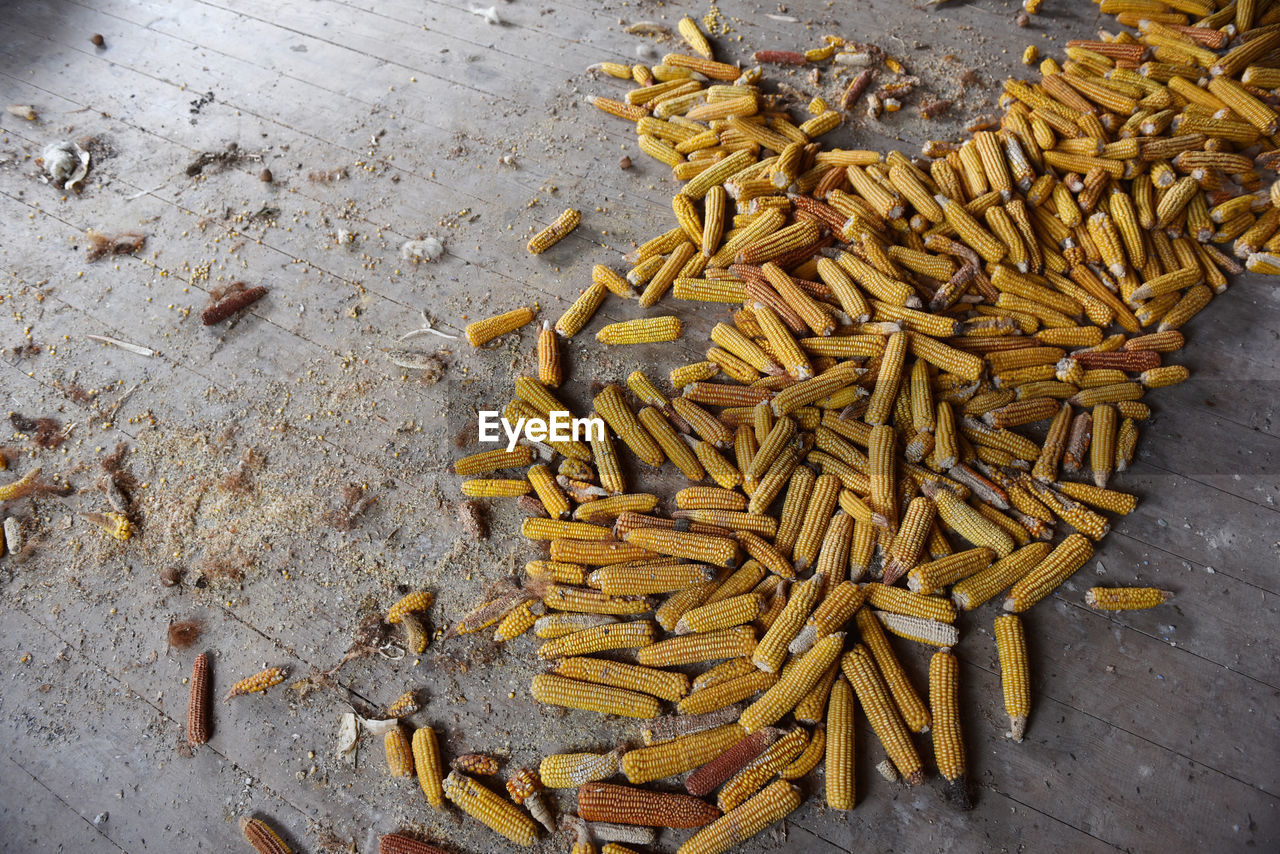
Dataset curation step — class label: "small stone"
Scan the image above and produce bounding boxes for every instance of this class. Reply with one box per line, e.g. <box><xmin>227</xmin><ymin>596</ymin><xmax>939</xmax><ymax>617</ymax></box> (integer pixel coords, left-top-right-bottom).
<box><xmin>159</xmin><ymin>565</ymin><xmax>183</xmax><ymax>587</ymax></box>
<box><xmin>259</xmin><ymin>168</ymin><xmax>273</xmax><ymax>183</ymax></box>
<box><xmin>93</xmin><ymin>812</ymin><xmax>108</xmax><ymax>825</ymax></box>
<box><xmin>1016</xmin><ymin>12</ymin><xmax>1030</xmax><ymax>27</ymax></box>
<box><xmin>90</xmin><ymin>34</ymin><xmax>105</xmax><ymax>47</ymax></box>
<box><xmin>618</xmin><ymin>156</ymin><xmax>632</xmax><ymax>169</ymax></box>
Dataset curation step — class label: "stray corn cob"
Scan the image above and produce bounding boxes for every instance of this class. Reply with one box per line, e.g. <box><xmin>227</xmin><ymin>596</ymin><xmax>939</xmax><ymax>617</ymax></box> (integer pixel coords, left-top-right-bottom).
<box><xmin>929</xmin><ymin>648</ymin><xmax>971</xmax><ymax>810</ymax></box>
<box><xmin>412</xmin><ymin>727</ymin><xmax>444</xmax><ymax>807</ymax></box>
<box><xmin>466</xmin><ymin>307</ymin><xmax>536</xmax><ymax>347</ymax></box>
<box><xmin>1085</xmin><ymin>587</ymin><xmax>1173</xmax><ymax>611</ymax></box>
<box><xmin>528</xmin><ymin>208</ymin><xmax>581</xmax><ymax>254</ymax></box>
<box><xmin>994</xmin><ymin>614</ymin><xmax>1030</xmax><ymax>742</ymax></box>
<box><xmin>385</xmin><ymin>727</ymin><xmax>415</xmax><ymax>777</ymax></box>
<box><xmin>240</xmin><ymin>817</ymin><xmax>292</xmax><ymax>854</ymax></box>
<box><xmin>387</xmin><ymin>590</ymin><xmax>433</xmax><ymax>624</ymax></box>
<box><xmin>826</xmin><ymin>676</ymin><xmax>855</xmax><ymax>809</ymax></box>
<box><xmin>506</xmin><ymin>767</ymin><xmax>555</xmax><ymax>832</ymax></box>
<box><xmin>842</xmin><ymin>644</ymin><xmax>924</xmax><ymax>784</ymax></box>
<box><xmin>187</xmin><ymin>653</ymin><xmax>210</xmax><ymax>748</ymax></box>
<box><xmin>444</xmin><ymin>771</ymin><xmax>538</xmax><ymax>846</ymax></box>
<box><xmin>531</xmin><ymin>673</ymin><xmax>663</xmax><ymax>718</ymax></box>
<box><xmin>224</xmin><ymin>666</ymin><xmax>287</xmax><ymax>701</ymax></box>
<box><xmin>378</xmin><ymin>833</ymin><xmax>450</xmax><ymax>854</ymax></box>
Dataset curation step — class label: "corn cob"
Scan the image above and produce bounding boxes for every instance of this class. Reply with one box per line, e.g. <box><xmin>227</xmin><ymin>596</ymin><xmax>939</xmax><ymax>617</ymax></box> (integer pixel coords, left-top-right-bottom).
<box><xmin>717</xmin><ymin>726</ymin><xmax>809</xmax><ymax>811</ymax></box>
<box><xmin>377</xmin><ymin>833</ymin><xmax>449</xmax><ymax>854</ymax></box>
<box><xmin>993</xmin><ymin>614</ymin><xmax>1030</xmax><ymax>742</ymax></box>
<box><xmin>597</xmin><ymin>316</ymin><xmax>683</xmax><ymax>344</ymax></box>
<box><xmin>1004</xmin><ymin>533</ymin><xmax>1094</xmax><ymax>612</ymax></box>
<box><xmin>224</xmin><ymin>666</ymin><xmax>287</xmax><ymax>701</ymax></box>
<box><xmin>579</xmin><ymin>781</ymin><xmax>720</xmax><ymax>827</ymax></box>
<box><xmin>638</xmin><ymin>625</ymin><xmax>756</xmax><ymax>666</ymax></box>
<box><xmin>929</xmin><ymin>648</ymin><xmax>970</xmax><ymax>809</ymax></box>
<box><xmin>1085</xmin><ymin>587</ymin><xmax>1173</xmax><ymax>611</ymax></box>
<box><xmin>842</xmin><ymin>644</ymin><xmax>924</xmax><ymax>784</ymax></box>
<box><xmin>540</xmin><ymin>749</ymin><xmax>622</xmax><ymax>789</ymax></box>
<box><xmin>753</xmin><ymin>573</ymin><xmax>823</xmax><ymax>673</ymax></box>
<box><xmin>679</xmin><ymin>669</ymin><xmax>779</xmax><ymax>715</ymax></box>
<box><xmin>187</xmin><ymin>653</ymin><xmax>210</xmax><ymax>748</ymax></box>
<box><xmin>677</xmin><ymin>780</ymin><xmax>803</xmax><ymax>854</ymax></box>
<box><xmin>907</xmin><ymin>548</ymin><xmax>993</xmax><ymax>595</ymax></box>
<box><xmin>528</xmin><ymin>208</ymin><xmax>581</xmax><ymax>254</ymax></box>
<box><xmin>538</xmin><ymin>620</ymin><xmax>654</xmax><ymax>659</ymax></box>
<box><xmin>622</xmin><ymin>722</ymin><xmax>746</xmax><ymax>784</ymax></box>
<box><xmin>875</xmin><ymin>611</ymin><xmax>959</xmax><ymax>647</ymax></box>
<box><xmin>444</xmin><ymin>771</ymin><xmax>539</xmax><ymax>846</ymax></box>
<box><xmin>240</xmin><ymin>817</ymin><xmax>292</xmax><ymax>854</ymax></box>
<box><xmin>532</xmin><ymin>673</ymin><xmax>662</xmax><ymax>718</ymax></box>
<box><xmin>740</xmin><ymin>631</ymin><xmax>845</xmax><ymax>733</ymax></box>
<box><xmin>466</xmin><ymin>307</ymin><xmax>536</xmax><ymax>347</ymax></box>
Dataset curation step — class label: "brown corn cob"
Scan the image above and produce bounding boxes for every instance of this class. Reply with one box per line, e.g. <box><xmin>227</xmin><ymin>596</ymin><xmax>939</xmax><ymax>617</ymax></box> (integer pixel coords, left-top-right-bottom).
<box><xmin>578</xmin><ymin>781</ymin><xmax>721</xmax><ymax>827</ymax></box>
<box><xmin>240</xmin><ymin>817</ymin><xmax>292</xmax><ymax>854</ymax></box>
<box><xmin>187</xmin><ymin>652</ymin><xmax>210</xmax><ymax>747</ymax></box>
<box><xmin>378</xmin><ymin>833</ymin><xmax>450</xmax><ymax>854</ymax></box>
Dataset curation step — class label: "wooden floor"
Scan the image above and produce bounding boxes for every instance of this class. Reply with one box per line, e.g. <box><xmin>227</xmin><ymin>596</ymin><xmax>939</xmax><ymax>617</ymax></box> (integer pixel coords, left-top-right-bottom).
<box><xmin>0</xmin><ymin>0</ymin><xmax>1277</xmax><ymax>851</ymax></box>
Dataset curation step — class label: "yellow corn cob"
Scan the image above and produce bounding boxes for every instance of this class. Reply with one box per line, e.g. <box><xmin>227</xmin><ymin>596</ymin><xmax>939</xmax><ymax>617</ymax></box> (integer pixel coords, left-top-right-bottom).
<box><xmin>693</xmin><ymin>657</ymin><xmax>758</xmax><ymax>692</ymax></box>
<box><xmin>706</xmin><ymin>562</ymin><xmax>768</xmax><ymax>605</ymax></box>
<box><xmin>1116</xmin><ymin>417</ymin><xmax>1139</xmax><ymax>472</ymax></box>
<box><xmin>466</xmin><ymin>307</ymin><xmax>536</xmax><ymax>347</ymax></box>
<box><xmin>792</xmin><ymin>660</ymin><xmax>839</xmax><ymax>725</ymax></box>
<box><xmin>679</xmin><ymin>669</ymin><xmax>778</xmax><ymax>715</ymax></box>
<box><xmin>717</xmin><ymin>727</ymin><xmax>809</xmax><ymax>811</ymax></box>
<box><xmin>924</xmin><ymin>483</ymin><xmax>1015</xmax><ymax>557</ymax></box>
<box><xmin>494</xmin><ymin>599</ymin><xmax>543</xmax><ymax>642</ymax></box>
<box><xmin>521</xmin><ymin>518</ymin><xmax>614</xmax><ymax>542</ymax></box>
<box><xmin>792</xmin><ymin>474</ymin><xmax>841</xmax><ymax>572</ymax></box>
<box><xmin>929</xmin><ymin>647</ymin><xmax>969</xmax><ymax>808</ymax></box>
<box><xmin>386</xmin><ymin>591</ymin><xmax>434</xmax><ymax>625</ymax></box>
<box><xmin>1004</xmin><ymin>533</ymin><xmax>1094</xmax><ymax>612</ymax></box>
<box><xmin>1091</xmin><ymin>403</ymin><xmax>1117</xmax><ymax>488</ymax></box>
<box><xmin>638</xmin><ymin>625</ymin><xmax>756</xmax><ymax>667</ymax></box>
<box><xmin>527</xmin><ymin>464</ymin><xmax>570</xmax><ymax>519</ymax></box>
<box><xmin>1055</xmin><ymin>481</ymin><xmax>1137</xmax><ymax>515</ymax></box>
<box><xmin>841</xmin><ymin>644</ymin><xmax>924</xmax><ymax>784</ymax></box>
<box><xmin>790</xmin><ymin>581</ymin><xmax>868</xmax><ymax>654</ymax></box>
<box><xmin>622</xmin><ymin>722</ymin><xmax>746</xmax><ymax>784</ymax></box>
<box><xmin>818</xmin><ymin>676</ymin><xmax>854</xmax><ymax>809</ymax></box>
<box><xmin>677</xmin><ymin>779</ymin><xmax>802</xmax><ymax>854</ymax></box>
<box><xmin>593</xmin><ymin>265</ymin><xmax>632</xmax><ymax>299</ymax></box>
<box><xmin>528</xmin><ymin>208</ymin><xmax>581</xmax><ymax>254</ymax></box>
<box><xmin>671</xmin><ymin>361</ymin><xmax>721</xmax><ymax>388</ymax></box>
<box><xmin>589</xmin><ymin>563</ymin><xmax>716</xmax><ymax>596</ymax></box>
<box><xmin>740</xmin><ymin>631</ymin><xmax>845</xmax><ymax>733</ymax></box>
<box><xmin>410</xmin><ymin>727</ymin><xmax>444</xmax><ymax>807</ymax></box>
<box><xmin>444</xmin><ymin>771</ymin><xmax>538</xmax><ymax>846</ymax></box>
<box><xmin>676</xmin><ymin>593</ymin><xmax>764</xmax><ymax>634</ymax></box>
<box><xmin>596</xmin><ymin>316</ymin><xmax>683</xmax><ymax>344</ymax></box>
<box><xmin>460</xmin><ymin>478</ymin><xmax>531</xmax><ymax>498</ymax></box>
<box><xmin>455</xmin><ymin>446</ymin><xmax>534</xmax><ymax>476</ymax></box>
<box><xmin>907</xmin><ymin>547</ymin><xmax>994</xmax><ymax>595</ymax></box>
<box><xmin>856</xmin><ymin>608</ymin><xmax>931</xmax><ymax>734</ymax></box>
<box><xmin>624</xmin><ymin>528</ymin><xmax>740</xmax><ymax>568</ymax></box>
<box><xmin>537</xmin><ymin>619</ymin><xmax>654</xmax><ymax>659</ymax></box>
<box><xmin>1085</xmin><ymin>586</ymin><xmax>1172</xmax><ymax>611</ymax></box>
<box><xmin>883</xmin><ymin>496</ymin><xmax>936</xmax><ymax>584</ymax></box>
<box><xmin>540</xmin><ymin>748</ymin><xmax>622</xmax><ymax>789</ymax></box>
<box><xmin>993</xmin><ymin>614</ymin><xmax>1030</xmax><ymax>742</ymax></box>
<box><xmin>867</xmin><ymin>583</ymin><xmax>957</xmax><ymax>624</ymax></box>
<box><xmin>224</xmin><ymin>666</ymin><xmax>288</xmax><ymax>700</ymax></box>
<box><xmin>753</xmin><ymin>574</ymin><xmax>823</xmax><ymax>673</ymax></box>
<box><xmin>537</xmin><ymin>322</ymin><xmax>562</xmax><ymax>387</ymax></box>
<box><xmin>384</xmin><ymin>727</ymin><xmax>415</xmax><ymax>777</ymax></box>
<box><xmin>531</xmin><ymin>673</ymin><xmax>662</xmax><ymax>718</ymax></box>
